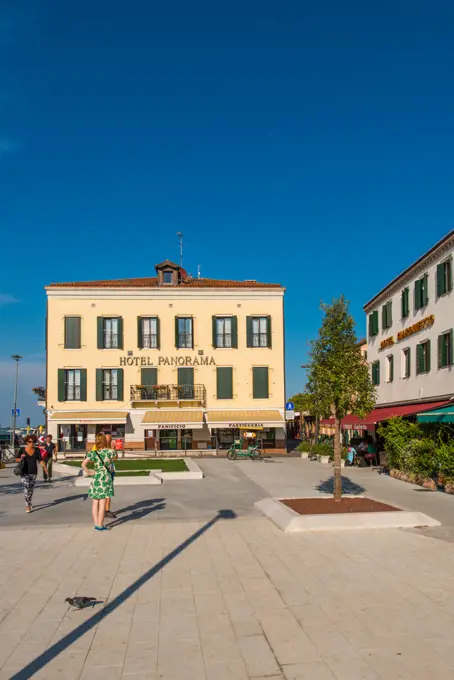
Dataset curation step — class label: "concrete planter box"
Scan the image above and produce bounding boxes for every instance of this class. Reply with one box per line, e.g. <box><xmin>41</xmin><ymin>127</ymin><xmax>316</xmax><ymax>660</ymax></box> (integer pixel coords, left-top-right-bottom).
<box><xmin>55</xmin><ymin>458</ymin><xmax>203</xmax><ymax>485</ymax></box>
<box><xmin>318</xmin><ymin>455</ymin><xmax>331</xmax><ymax>464</ymax></box>
<box><xmin>300</xmin><ymin>452</ymin><xmax>310</xmax><ymax>459</ymax></box>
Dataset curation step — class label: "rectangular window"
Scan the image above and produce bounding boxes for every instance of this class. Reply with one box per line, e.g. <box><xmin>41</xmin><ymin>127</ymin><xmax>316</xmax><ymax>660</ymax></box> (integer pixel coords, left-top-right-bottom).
<box><xmin>437</xmin><ymin>259</ymin><xmax>453</xmax><ymax>297</ymax></box>
<box><xmin>104</xmin><ymin>318</ymin><xmax>119</xmax><ymax>349</ymax></box>
<box><xmin>216</xmin><ymin>317</ymin><xmax>232</xmax><ymax>348</ymax></box>
<box><xmin>64</xmin><ymin>317</ymin><xmax>81</xmax><ymax>349</ymax></box>
<box><xmin>371</xmin><ymin>361</ymin><xmax>380</xmax><ymax>386</ymax></box>
<box><xmin>176</xmin><ymin>317</ymin><xmax>193</xmax><ymax>349</ymax></box>
<box><xmin>368</xmin><ymin>310</ymin><xmax>379</xmax><ymax>337</ymax></box>
<box><xmin>416</xmin><ymin>340</ymin><xmax>431</xmax><ymax>374</ymax></box>
<box><xmin>438</xmin><ymin>330</ymin><xmax>453</xmax><ymax>369</ymax></box>
<box><xmin>65</xmin><ymin>369</ymin><xmax>81</xmax><ymax>400</ymax></box>
<box><xmin>382</xmin><ymin>301</ymin><xmax>392</xmax><ymax>330</ymax></box>
<box><xmin>103</xmin><ymin>369</ymin><xmax>118</xmax><ymax>400</ymax></box>
<box><xmin>402</xmin><ymin>348</ymin><xmax>411</xmax><ymax>379</ymax></box>
<box><xmin>177</xmin><ymin>367</ymin><xmax>194</xmax><ymax>398</ymax></box>
<box><xmin>163</xmin><ymin>271</ymin><xmax>173</xmax><ymax>284</ymax></box>
<box><xmin>414</xmin><ymin>274</ymin><xmax>429</xmax><ymax>310</ymax></box>
<box><xmin>141</xmin><ymin>317</ymin><xmax>158</xmax><ymax>348</ymax></box>
<box><xmin>401</xmin><ymin>288</ymin><xmax>409</xmax><ymax>319</ymax></box>
<box><xmin>252</xmin><ymin>317</ymin><xmax>268</xmax><ymax>347</ymax></box>
<box><xmin>252</xmin><ymin>367</ymin><xmax>269</xmax><ymax>399</ymax></box>
<box><xmin>216</xmin><ymin>367</ymin><xmax>233</xmax><ymax>399</ymax></box>
<box><xmin>386</xmin><ymin>355</ymin><xmax>394</xmax><ymax>383</ymax></box>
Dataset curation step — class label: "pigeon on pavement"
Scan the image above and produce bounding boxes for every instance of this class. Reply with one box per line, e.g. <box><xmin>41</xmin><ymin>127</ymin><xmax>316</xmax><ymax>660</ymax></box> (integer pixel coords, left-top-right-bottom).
<box><xmin>65</xmin><ymin>596</ymin><xmax>97</xmax><ymax>609</ymax></box>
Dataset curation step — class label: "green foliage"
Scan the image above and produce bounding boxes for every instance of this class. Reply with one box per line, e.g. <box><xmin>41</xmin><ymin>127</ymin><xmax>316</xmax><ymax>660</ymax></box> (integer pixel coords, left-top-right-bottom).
<box><xmin>401</xmin><ymin>439</ymin><xmax>438</xmax><ymax>477</ymax></box>
<box><xmin>312</xmin><ymin>442</ymin><xmax>332</xmax><ymax>457</ymax></box>
<box><xmin>437</xmin><ymin>442</ymin><xmax>454</xmax><ymax>479</ymax></box>
<box><xmin>296</xmin><ymin>441</ymin><xmax>312</xmax><ymax>452</ymax></box>
<box><xmin>377</xmin><ymin>417</ymin><xmax>422</xmax><ymax>470</ymax></box>
<box><xmin>288</xmin><ymin>392</ymin><xmax>317</xmax><ymax>416</ymax></box>
<box><xmin>306</xmin><ymin>296</ymin><xmax>376</xmax><ymax>421</ymax></box>
<box><xmin>341</xmin><ymin>446</ymin><xmax>348</xmax><ymax>460</ymax></box>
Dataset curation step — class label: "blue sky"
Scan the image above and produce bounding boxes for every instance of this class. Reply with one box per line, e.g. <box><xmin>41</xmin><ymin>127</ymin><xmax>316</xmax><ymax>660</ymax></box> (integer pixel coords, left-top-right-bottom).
<box><xmin>1</xmin><ymin>0</ymin><xmax>453</xmax><ymax>425</ymax></box>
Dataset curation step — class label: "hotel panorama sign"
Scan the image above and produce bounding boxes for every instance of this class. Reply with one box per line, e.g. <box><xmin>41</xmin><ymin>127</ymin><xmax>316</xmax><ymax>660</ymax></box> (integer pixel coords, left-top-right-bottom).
<box><xmin>119</xmin><ymin>354</ymin><xmax>216</xmax><ymax>367</ymax></box>
<box><xmin>380</xmin><ymin>315</ymin><xmax>435</xmax><ymax>351</ymax></box>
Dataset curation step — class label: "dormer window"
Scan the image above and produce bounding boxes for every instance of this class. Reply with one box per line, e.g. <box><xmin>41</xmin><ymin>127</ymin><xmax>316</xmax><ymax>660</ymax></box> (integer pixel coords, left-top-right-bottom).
<box><xmin>155</xmin><ymin>259</ymin><xmax>186</xmax><ymax>286</ymax></box>
<box><xmin>163</xmin><ymin>271</ymin><xmax>173</xmax><ymax>284</ymax></box>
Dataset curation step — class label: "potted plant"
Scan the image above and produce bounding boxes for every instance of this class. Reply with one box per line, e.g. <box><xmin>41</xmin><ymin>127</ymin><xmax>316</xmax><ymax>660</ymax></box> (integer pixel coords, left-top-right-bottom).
<box><xmin>313</xmin><ymin>442</ymin><xmax>332</xmax><ymax>464</ymax></box>
<box><xmin>297</xmin><ymin>441</ymin><xmax>312</xmax><ymax>459</ymax></box>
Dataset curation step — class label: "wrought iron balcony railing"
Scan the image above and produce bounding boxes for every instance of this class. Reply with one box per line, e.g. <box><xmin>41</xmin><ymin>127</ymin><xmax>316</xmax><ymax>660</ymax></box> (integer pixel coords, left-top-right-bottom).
<box><xmin>131</xmin><ymin>384</ymin><xmax>206</xmax><ymax>404</ymax></box>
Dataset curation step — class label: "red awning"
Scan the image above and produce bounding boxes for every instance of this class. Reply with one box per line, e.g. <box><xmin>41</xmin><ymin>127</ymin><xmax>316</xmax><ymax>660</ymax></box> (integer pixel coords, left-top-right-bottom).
<box><xmin>320</xmin><ymin>401</ymin><xmax>450</xmax><ymax>429</ymax></box>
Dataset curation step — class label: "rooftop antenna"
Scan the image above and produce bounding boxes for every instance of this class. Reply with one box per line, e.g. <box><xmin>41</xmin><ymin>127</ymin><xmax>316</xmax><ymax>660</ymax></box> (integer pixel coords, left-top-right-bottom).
<box><xmin>177</xmin><ymin>232</ymin><xmax>183</xmax><ymax>268</ymax></box>
<box><xmin>197</xmin><ymin>264</ymin><xmax>201</xmax><ymax>279</ymax></box>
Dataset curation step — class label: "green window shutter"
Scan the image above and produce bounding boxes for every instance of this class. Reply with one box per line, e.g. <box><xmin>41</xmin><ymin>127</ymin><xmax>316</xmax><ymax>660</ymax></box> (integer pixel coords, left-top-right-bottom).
<box><xmin>438</xmin><ymin>334</ymin><xmax>444</xmax><ymax>369</ymax></box>
<box><xmin>231</xmin><ymin>316</ymin><xmax>238</xmax><ymax>348</ymax></box>
<box><xmin>406</xmin><ymin>349</ymin><xmax>411</xmax><ymax>378</ymax></box>
<box><xmin>387</xmin><ymin>301</ymin><xmax>392</xmax><ymax>327</ymax></box>
<box><xmin>253</xmin><ymin>367</ymin><xmax>269</xmax><ymax>399</ymax></box>
<box><xmin>423</xmin><ymin>274</ymin><xmax>429</xmax><ymax>305</ymax></box>
<box><xmin>96</xmin><ymin>369</ymin><xmax>104</xmax><ymax>401</ymax></box>
<box><xmin>377</xmin><ymin>361</ymin><xmax>380</xmax><ymax>385</ymax></box>
<box><xmin>426</xmin><ymin>340</ymin><xmax>431</xmax><ymax>372</ymax></box>
<box><xmin>64</xmin><ymin>317</ymin><xmax>81</xmax><ymax>349</ymax></box>
<box><xmin>389</xmin><ymin>355</ymin><xmax>394</xmax><ymax>382</ymax></box>
<box><xmin>448</xmin><ymin>260</ymin><xmax>453</xmax><ymax>293</ymax></box>
<box><xmin>404</xmin><ymin>288</ymin><xmax>409</xmax><ymax>317</ymax></box>
<box><xmin>217</xmin><ymin>367</ymin><xmax>233</xmax><ymax>399</ymax></box>
<box><xmin>58</xmin><ymin>369</ymin><xmax>66</xmax><ymax>401</ymax></box>
<box><xmin>246</xmin><ymin>317</ymin><xmax>253</xmax><ymax>347</ymax></box>
<box><xmin>368</xmin><ymin>314</ymin><xmax>373</xmax><ymax>336</ymax></box>
<box><xmin>450</xmin><ymin>329</ymin><xmax>454</xmax><ymax>365</ymax></box>
<box><xmin>80</xmin><ymin>369</ymin><xmax>87</xmax><ymax>401</ymax></box>
<box><xmin>177</xmin><ymin>367</ymin><xmax>194</xmax><ymax>387</ymax></box>
<box><xmin>414</xmin><ymin>280</ymin><xmax>420</xmax><ymax>310</ymax></box>
<box><xmin>137</xmin><ymin>317</ymin><xmax>143</xmax><ymax>349</ymax></box>
<box><xmin>212</xmin><ymin>316</ymin><xmax>218</xmax><ymax>348</ymax></box>
<box><xmin>156</xmin><ymin>316</ymin><xmax>161</xmax><ymax>350</ymax></box>
<box><xmin>175</xmin><ymin>317</ymin><xmax>179</xmax><ymax>348</ymax></box>
<box><xmin>117</xmin><ymin>317</ymin><xmax>124</xmax><ymax>350</ymax></box>
<box><xmin>416</xmin><ymin>344</ymin><xmax>423</xmax><ymax>374</ymax></box>
<box><xmin>373</xmin><ymin>310</ymin><xmax>379</xmax><ymax>335</ymax></box>
<box><xmin>117</xmin><ymin>369</ymin><xmax>124</xmax><ymax>401</ymax></box>
<box><xmin>97</xmin><ymin>317</ymin><xmax>104</xmax><ymax>349</ymax></box>
<box><xmin>266</xmin><ymin>316</ymin><xmax>272</xmax><ymax>348</ymax></box>
<box><xmin>382</xmin><ymin>305</ymin><xmax>387</xmax><ymax>330</ymax></box>
<box><xmin>437</xmin><ymin>263</ymin><xmax>444</xmax><ymax>297</ymax></box>
<box><xmin>141</xmin><ymin>367</ymin><xmax>157</xmax><ymax>386</ymax></box>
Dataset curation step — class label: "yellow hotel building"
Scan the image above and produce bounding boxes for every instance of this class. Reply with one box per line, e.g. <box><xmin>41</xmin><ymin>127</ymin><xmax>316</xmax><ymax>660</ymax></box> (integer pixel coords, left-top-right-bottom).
<box><xmin>45</xmin><ymin>260</ymin><xmax>286</xmax><ymax>454</ymax></box>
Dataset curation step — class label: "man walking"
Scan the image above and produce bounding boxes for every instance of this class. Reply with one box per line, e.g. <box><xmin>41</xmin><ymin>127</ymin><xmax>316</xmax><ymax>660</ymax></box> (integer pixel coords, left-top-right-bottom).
<box><xmin>43</xmin><ymin>434</ymin><xmax>57</xmax><ymax>482</ymax></box>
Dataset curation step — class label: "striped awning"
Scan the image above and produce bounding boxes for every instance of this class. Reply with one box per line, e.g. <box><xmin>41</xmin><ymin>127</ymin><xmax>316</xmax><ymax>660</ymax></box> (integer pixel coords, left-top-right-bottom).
<box><xmin>141</xmin><ymin>410</ymin><xmax>204</xmax><ymax>429</ymax></box>
<box><xmin>206</xmin><ymin>410</ymin><xmax>284</xmax><ymax>429</ymax></box>
<box><xmin>48</xmin><ymin>411</ymin><xmax>128</xmax><ymax>423</ymax></box>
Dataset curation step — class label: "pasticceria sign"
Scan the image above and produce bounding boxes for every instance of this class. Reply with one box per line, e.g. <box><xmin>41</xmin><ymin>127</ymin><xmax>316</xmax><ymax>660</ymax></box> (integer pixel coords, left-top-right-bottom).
<box><xmin>120</xmin><ymin>354</ymin><xmax>216</xmax><ymax>367</ymax></box>
<box><xmin>380</xmin><ymin>315</ymin><xmax>435</xmax><ymax>350</ymax></box>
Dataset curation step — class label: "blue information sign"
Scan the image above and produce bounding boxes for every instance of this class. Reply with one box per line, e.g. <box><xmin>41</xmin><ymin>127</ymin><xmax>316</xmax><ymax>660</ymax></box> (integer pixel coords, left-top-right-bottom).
<box><xmin>285</xmin><ymin>402</ymin><xmax>294</xmax><ymax>411</ymax></box>
<box><xmin>12</xmin><ymin>408</ymin><xmax>20</xmax><ymax>417</ymax></box>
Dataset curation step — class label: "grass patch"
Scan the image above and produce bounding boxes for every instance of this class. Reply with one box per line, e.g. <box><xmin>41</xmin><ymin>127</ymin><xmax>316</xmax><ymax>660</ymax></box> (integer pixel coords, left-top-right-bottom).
<box><xmin>115</xmin><ymin>470</ymin><xmax>151</xmax><ymax>477</ymax></box>
<box><xmin>64</xmin><ymin>459</ymin><xmax>188</xmax><ymax>472</ymax></box>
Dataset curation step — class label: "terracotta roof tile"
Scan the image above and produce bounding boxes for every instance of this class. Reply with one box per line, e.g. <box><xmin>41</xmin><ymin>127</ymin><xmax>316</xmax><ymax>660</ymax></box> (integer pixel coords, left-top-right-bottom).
<box><xmin>47</xmin><ymin>277</ymin><xmax>283</xmax><ymax>289</ymax></box>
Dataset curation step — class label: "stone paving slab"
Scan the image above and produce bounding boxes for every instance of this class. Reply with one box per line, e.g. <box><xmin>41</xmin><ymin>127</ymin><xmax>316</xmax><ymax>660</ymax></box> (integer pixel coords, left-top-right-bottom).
<box><xmin>2</xmin><ymin>516</ymin><xmax>454</xmax><ymax>679</ymax></box>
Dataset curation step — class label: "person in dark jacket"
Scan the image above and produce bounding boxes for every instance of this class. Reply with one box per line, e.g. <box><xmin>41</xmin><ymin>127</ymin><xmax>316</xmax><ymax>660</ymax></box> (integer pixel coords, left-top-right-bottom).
<box><xmin>16</xmin><ymin>435</ymin><xmax>48</xmax><ymax>513</ymax></box>
<box><xmin>42</xmin><ymin>434</ymin><xmax>57</xmax><ymax>482</ymax></box>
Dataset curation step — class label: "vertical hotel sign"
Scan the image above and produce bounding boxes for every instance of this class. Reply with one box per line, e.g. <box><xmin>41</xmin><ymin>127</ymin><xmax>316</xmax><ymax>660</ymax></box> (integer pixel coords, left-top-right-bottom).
<box><xmin>380</xmin><ymin>315</ymin><xmax>435</xmax><ymax>350</ymax></box>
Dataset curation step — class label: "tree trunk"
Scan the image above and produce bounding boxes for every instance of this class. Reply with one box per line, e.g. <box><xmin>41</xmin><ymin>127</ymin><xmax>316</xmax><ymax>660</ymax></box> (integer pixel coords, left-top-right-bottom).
<box><xmin>333</xmin><ymin>416</ymin><xmax>342</xmax><ymax>502</ymax></box>
<box><xmin>314</xmin><ymin>415</ymin><xmax>320</xmax><ymax>444</ymax></box>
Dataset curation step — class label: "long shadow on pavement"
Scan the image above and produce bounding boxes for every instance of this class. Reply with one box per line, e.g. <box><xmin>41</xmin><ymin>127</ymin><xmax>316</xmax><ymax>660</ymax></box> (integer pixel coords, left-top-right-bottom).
<box><xmin>107</xmin><ymin>498</ymin><xmax>166</xmax><ymax>527</ymax></box>
<box><xmin>32</xmin><ymin>493</ymin><xmax>88</xmax><ymax>512</ymax></box>
<box><xmin>10</xmin><ymin>509</ymin><xmax>236</xmax><ymax>680</ymax></box>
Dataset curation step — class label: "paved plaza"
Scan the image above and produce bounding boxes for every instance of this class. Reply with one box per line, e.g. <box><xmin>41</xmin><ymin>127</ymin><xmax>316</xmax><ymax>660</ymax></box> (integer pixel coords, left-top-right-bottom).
<box><xmin>2</xmin><ymin>458</ymin><xmax>454</xmax><ymax>679</ymax></box>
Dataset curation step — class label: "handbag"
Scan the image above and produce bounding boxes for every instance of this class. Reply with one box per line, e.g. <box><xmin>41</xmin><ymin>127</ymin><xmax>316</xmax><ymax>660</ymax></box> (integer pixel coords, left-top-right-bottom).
<box><xmin>14</xmin><ymin>457</ymin><xmax>25</xmax><ymax>476</ymax></box>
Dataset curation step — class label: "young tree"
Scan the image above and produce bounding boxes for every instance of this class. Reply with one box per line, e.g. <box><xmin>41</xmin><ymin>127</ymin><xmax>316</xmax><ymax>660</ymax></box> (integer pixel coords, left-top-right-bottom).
<box><xmin>306</xmin><ymin>296</ymin><xmax>375</xmax><ymax>501</ymax></box>
<box><xmin>289</xmin><ymin>392</ymin><xmax>323</xmax><ymax>440</ymax></box>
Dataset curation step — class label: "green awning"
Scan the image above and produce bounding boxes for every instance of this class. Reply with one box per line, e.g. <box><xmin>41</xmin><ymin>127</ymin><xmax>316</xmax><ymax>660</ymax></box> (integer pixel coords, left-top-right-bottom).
<box><xmin>417</xmin><ymin>404</ymin><xmax>454</xmax><ymax>423</ymax></box>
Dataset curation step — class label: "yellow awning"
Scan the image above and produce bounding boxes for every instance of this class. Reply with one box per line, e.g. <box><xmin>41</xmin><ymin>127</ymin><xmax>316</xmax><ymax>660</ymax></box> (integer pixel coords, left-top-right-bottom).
<box><xmin>141</xmin><ymin>410</ymin><xmax>204</xmax><ymax>429</ymax></box>
<box><xmin>48</xmin><ymin>411</ymin><xmax>128</xmax><ymax>423</ymax></box>
<box><xmin>206</xmin><ymin>410</ymin><xmax>284</xmax><ymax>429</ymax></box>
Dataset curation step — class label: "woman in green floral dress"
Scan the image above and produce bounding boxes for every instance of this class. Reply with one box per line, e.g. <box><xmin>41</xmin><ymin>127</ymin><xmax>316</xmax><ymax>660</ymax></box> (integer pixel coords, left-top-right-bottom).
<box><xmin>82</xmin><ymin>433</ymin><xmax>114</xmax><ymax>531</ymax></box>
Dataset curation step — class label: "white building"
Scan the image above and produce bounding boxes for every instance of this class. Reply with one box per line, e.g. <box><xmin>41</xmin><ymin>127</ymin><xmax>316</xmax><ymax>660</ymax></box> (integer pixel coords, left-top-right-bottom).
<box><xmin>364</xmin><ymin>230</ymin><xmax>453</xmax><ymax>410</ymax></box>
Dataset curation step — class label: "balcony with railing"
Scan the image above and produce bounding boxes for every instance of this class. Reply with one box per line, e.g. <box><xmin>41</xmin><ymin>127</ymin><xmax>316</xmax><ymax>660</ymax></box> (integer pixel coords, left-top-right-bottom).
<box><xmin>130</xmin><ymin>384</ymin><xmax>206</xmax><ymax>406</ymax></box>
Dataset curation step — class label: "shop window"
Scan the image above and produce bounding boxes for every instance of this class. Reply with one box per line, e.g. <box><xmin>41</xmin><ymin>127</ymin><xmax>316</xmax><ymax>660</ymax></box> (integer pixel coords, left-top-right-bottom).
<box><xmin>64</xmin><ymin>317</ymin><xmax>81</xmax><ymax>349</ymax></box>
<box><xmin>438</xmin><ymin>330</ymin><xmax>453</xmax><ymax>368</ymax></box>
<box><xmin>138</xmin><ymin>317</ymin><xmax>160</xmax><ymax>349</ymax></box>
<box><xmin>437</xmin><ymin>259</ymin><xmax>453</xmax><ymax>297</ymax></box>
<box><xmin>414</xmin><ymin>274</ymin><xmax>429</xmax><ymax>310</ymax></box>
<box><xmin>382</xmin><ymin>301</ymin><xmax>393</xmax><ymax>330</ymax></box>
<box><xmin>401</xmin><ymin>288</ymin><xmax>410</xmax><ymax>319</ymax></box>
<box><xmin>416</xmin><ymin>340</ymin><xmax>431</xmax><ymax>374</ymax></box>
<box><xmin>175</xmin><ymin>317</ymin><xmax>193</xmax><ymax>348</ymax></box>
<box><xmin>97</xmin><ymin>317</ymin><xmax>123</xmax><ymax>349</ymax></box>
<box><xmin>368</xmin><ymin>310</ymin><xmax>379</xmax><ymax>337</ymax></box>
<box><xmin>402</xmin><ymin>348</ymin><xmax>411</xmax><ymax>379</ymax></box>
<box><xmin>371</xmin><ymin>361</ymin><xmax>380</xmax><ymax>385</ymax></box>
<box><xmin>253</xmin><ymin>367</ymin><xmax>269</xmax><ymax>399</ymax></box>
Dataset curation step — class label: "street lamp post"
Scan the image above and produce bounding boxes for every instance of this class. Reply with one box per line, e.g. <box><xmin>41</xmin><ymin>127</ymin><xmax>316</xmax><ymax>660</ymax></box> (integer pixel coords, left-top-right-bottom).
<box><xmin>301</xmin><ymin>363</ymin><xmax>319</xmax><ymax>444</ymax></box>
<box><xmin>11</xmin><ymin>355</ymin><xmax>22</xmax><ymax>451</ymax></box>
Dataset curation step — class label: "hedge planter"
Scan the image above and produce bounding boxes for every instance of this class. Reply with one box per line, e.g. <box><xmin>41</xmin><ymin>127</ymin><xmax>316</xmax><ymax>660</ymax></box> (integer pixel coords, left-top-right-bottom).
<box><xmin>444</xmin><ymin>483</ymin><xmax>454</xmax><ymax>495</ymax></box>
<box><xmin>319</xmin><ymin>455</ymin><xmax>331</xmax><ymax>465</ymax></box>
<box><xmin>390</xmin><ymin>469</ymin><xmax>437</xmax><ymax>491</ymax></box>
